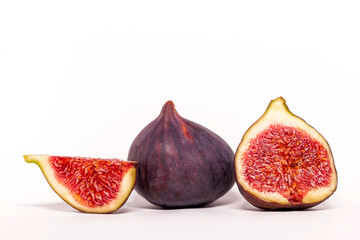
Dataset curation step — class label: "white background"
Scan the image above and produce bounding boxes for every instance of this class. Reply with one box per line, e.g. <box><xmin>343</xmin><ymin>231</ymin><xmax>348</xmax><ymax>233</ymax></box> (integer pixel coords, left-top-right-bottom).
<box><xmin>1</xmin><ymin>1</ymin><xmax>360</xmax><ymax>239</ymax></box>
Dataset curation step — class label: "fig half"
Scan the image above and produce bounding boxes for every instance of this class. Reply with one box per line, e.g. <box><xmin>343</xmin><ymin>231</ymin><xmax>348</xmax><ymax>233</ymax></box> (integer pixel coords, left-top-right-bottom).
<box><xmin>235</xmin><ymin>97</ymin><xmax>337</xmax><ymax>210</ymax></box>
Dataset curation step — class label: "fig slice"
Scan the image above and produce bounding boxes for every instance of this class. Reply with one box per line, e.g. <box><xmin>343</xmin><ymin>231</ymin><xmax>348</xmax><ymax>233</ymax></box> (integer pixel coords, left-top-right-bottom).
<box><xmin>24</xmin><ymin>155</ymin><xmax>137</xmax><ymax>213</ymax></box>
<box><xmin>235</xmin><ymin>97</ymin><xmax>337</xmax><ymax>210</ymax></box>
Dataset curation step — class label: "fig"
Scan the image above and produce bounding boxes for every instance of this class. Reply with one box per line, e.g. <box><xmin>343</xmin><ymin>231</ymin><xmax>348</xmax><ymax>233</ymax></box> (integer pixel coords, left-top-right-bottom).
<box><xmin>128</xmin><ymin>101</ymin><xmax>235</xmax><ymax>208</ymax></box>
<box><xmin>24</xmin><ymin>155</ymin><xmax>137</xmax><ymax>213</ymax></box>
<box><xmin>235</xmin><ymin>97</ymin><xmax>337</xmax><ymax>210</ymax></box>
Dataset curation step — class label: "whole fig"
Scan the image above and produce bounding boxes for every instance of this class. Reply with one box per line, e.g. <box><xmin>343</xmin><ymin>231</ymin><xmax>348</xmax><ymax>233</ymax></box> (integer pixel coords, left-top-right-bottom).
<box><xmin>128</xmin><ymin>101</ymin><xmax>235</xmax><ymax>208</ymax></box>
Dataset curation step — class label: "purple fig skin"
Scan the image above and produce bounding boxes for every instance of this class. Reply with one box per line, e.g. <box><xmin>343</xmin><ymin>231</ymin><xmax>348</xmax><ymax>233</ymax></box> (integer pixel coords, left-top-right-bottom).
<box><xmin>128</xmin><ymin>101</ymin><xmax>235</xmax><ymax>208</ymax></box>
<box><xmin>237</xmin><ymin>183</ymin><xmax>330</xmax><ymax>210</ymax></box>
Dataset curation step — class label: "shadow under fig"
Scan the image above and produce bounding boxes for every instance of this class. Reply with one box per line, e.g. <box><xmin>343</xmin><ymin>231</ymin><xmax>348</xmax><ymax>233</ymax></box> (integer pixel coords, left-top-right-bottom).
<box><xmin>21</xmin><ymin>201</ymin><xmax>78</xmax><ymax>213</ymax></box>
<box><xmin>22</xmin><ymin>190</ymin><xmax>335</xmax><ymax>213</ymax></box>
<box><xmin>231</xmin><ymin>198</ymin><xmax>334</xmax><ymax>212</ymax></box>
<box><xmin>124</xmin><ymin>193</ymin><xmax>163</xmax><ymax>210</ymax></box>
<box><xmin>205</xmin><ymin>190</ymin><xmax>241</xmax><ymax>208</ymax></box>
<box><xmin>20</xmin><ymin>201</ymin><xmax>137</xmax><ymax>214</ymax></box>
<box><xmin>125</xmin><ymin>189</ymin><xmax>242</xmax><ymax>210</ymax></box>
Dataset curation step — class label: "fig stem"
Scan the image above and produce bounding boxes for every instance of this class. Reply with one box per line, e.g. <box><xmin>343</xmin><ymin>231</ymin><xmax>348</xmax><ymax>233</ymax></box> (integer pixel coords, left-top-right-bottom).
<box><xmin>160</xmin><ymin>100</ymin><xmax>181</xmax><ymax>122</ymax></box>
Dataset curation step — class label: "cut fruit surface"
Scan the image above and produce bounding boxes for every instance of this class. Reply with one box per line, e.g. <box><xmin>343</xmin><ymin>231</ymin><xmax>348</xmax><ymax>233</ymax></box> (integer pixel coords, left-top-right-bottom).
<box><xmin>235</xmin><ymin>97</ymin><xmax>337</xmax><ymax>210</ymax></box>
<box><xmin>24</xmin><ymin>155</ymin><xmax>137</xmax><ymax>213</ymax></box>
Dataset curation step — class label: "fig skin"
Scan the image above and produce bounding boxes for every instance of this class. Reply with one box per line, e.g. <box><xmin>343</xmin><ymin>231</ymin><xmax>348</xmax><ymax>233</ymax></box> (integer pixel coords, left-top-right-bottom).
<box><xmin>128</xmin><ymin>101</ymin><xmax>235</xmax><ymax>208</ymax></box>
<box><xmin>238</xmin><ymin>182</ymin><xmax>332</xmax><ymax>210</ymax></box>
<box><xmin>235</xmin><ymin>97</ymin><xmax>338</xmax><ymax>210</ymax></box>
